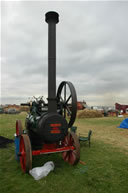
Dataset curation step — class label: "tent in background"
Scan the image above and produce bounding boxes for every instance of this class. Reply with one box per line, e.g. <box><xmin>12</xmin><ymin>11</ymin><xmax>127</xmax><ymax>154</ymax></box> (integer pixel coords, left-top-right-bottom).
<box><xmin>118</xmin><ymin>118</ymin><xmax>128</xmax><ymax>129</ymax></box>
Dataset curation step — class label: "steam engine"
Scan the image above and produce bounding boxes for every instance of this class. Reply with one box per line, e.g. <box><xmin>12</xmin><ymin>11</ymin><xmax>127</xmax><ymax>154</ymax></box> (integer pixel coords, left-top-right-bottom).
<box><xmin>16</xmin><ymin>11</ymin><xmax>80</xmax><ymax>173</ymax></box>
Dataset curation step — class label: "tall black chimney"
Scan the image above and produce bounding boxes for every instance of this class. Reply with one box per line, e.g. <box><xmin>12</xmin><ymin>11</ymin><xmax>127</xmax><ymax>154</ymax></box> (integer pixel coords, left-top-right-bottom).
<box><xmin>45</xmin><ymin>11</ymin><xmax>59</xmax><ymax>113</ymax></box>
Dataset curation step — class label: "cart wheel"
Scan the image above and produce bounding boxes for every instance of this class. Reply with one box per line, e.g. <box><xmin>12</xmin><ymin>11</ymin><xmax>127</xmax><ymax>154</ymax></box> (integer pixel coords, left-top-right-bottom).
<box><xmin>19</xmin><ymin>134</ymin><xmax>32</xmax><ymax>173</ymax></box>
<box><xmin>16</xmin><ymin>120</ymin><xmax>23</xmax><ymax>136</ymax></box>
<box><xmin>62</xmin><ymin>132</ymin><xmax>80</xmax><ymax>165</ymax></box>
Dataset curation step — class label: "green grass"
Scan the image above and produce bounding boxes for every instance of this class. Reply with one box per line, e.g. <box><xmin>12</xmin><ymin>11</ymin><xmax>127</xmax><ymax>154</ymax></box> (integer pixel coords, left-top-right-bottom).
<box><xmin>0</xmin><ymin>113</ymin><xmax>128</xmax><ymax>193</ymax></box>
<box><xmin>76</xmin><ymin>116</ymin><xmax>122</xmax><ymax>126</ymax></box>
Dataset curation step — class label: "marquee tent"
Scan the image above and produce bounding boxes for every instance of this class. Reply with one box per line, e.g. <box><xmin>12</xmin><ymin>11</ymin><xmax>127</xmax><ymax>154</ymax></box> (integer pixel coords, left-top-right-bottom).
<box><xmin>118</xmin><ymin>118</ymin><xmax>128</xmax><ymax>129</ymax></box>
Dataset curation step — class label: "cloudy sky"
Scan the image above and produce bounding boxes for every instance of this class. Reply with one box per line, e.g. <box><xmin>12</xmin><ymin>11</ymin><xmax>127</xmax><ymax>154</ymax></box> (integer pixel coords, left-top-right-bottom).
<box><xmin>1</xmin><ymin>0</ymin><xmax>128</xmax><ymax>106</ymax></box>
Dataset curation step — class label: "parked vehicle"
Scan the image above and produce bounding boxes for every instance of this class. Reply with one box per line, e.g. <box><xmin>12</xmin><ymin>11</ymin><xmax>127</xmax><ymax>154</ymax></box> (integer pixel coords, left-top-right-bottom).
<box><xmin>0</xmin><ymin>107</ymin><xmax>4</xmax><ymax>114</ymax></box>
<box><xmin>7</xmin><ymin>108</ymin><xmax>20</xmax><ymax>114</ymax></box>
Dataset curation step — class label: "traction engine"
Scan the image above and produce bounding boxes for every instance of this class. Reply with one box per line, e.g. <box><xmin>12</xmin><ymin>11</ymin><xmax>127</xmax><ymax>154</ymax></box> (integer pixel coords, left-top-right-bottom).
<box><xmin>16</xmin><ymin>11</ymin><xmax>80</xmax><ymax>173</ymax></box>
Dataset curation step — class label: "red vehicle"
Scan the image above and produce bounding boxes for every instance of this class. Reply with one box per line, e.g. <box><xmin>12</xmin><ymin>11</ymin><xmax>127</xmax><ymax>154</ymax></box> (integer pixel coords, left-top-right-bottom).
<box><xmin>77</xmin><ymin>101</ymin><xmax>86</xmax><ymax>110</ymax></box>
<box><xmin>115</xmin><ymin>103</ymin><xmax>128</xmax><ymax>114</ymax></box>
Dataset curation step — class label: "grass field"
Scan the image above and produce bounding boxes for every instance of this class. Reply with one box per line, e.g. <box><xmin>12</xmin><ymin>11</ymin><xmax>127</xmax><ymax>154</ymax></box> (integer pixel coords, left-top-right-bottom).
<box><xmin>0</xmin><ymin>113</ymin><xmax>128</xmax><ymax>193</ymax></box>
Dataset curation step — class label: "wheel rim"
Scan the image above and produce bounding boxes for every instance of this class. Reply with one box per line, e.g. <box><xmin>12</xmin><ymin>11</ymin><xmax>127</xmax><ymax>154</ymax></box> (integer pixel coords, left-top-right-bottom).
<box><xmin>19</xmin><ymin>134</ymin><xmax>32</xmax><ymax>173</ymax></box>
<box><xmin>62</xmin><ymin>132</ymin><xmax>80</xmax><ymax>165</ymax></box>
<box><xmin>20</xmin><ymin>136</ymin><xmax>26</xmax><ymax>171</ymax></box>
<box><xmin>57</xmin><ymin>81</ymin><xmax>77</xmax><ymax>128</ymax></box>
<box><xmin>16</xmin><ymin>120</ymin><xmax>23</xmax><ymax>136</ymax></box>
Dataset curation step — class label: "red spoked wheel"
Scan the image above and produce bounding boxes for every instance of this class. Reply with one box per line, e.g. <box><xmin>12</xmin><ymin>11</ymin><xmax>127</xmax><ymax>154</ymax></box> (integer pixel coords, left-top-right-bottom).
<box><xmin>62</xmin><ymin>132</ymin><xmax>80</xmax><ymax>165</ymax></box>
<box><xmin>16</xmin><ymin>120</ymin><xmax>23</xmax><ymax>136</ymax></box>
<box><xmin>19</xmin><ymin>134</ymin><xmax>32</xmax><ymax>173</ymax></box>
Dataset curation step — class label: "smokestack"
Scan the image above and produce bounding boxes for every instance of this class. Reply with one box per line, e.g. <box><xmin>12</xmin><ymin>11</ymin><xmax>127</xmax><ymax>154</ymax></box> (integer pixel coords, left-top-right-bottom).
<box><xmin>45</xmin><ymin>11</ymin><xmax>59</xmax><ymax>113</ymax></box>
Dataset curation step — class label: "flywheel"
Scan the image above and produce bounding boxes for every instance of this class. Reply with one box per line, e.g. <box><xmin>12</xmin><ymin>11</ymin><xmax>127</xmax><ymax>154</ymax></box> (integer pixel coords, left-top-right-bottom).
<box><xmin>57</xmin><ymin>81</ymin><xmax>77</xmax><ymax>128</ymax></box>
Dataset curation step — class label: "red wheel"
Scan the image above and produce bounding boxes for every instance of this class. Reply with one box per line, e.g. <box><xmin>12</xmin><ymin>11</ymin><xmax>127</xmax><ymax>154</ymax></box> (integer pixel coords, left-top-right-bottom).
<box><xmin>19</xmin><ymin>134</ymin><xmax>32</xmax><ymax>173</ymax></box>
<box><xmin>62</xmin><ymin>132</ymin><xmax>80</xmax><ymax>165</ymax></box>
<box><xmin>16</xmin><ymin>120</ymin><xmax>23</xmax><ymax>136</ymax></box>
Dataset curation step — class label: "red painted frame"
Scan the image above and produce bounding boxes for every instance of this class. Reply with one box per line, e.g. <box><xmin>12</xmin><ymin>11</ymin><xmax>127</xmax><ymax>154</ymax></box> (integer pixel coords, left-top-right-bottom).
<box><xmin>32</xmin><ymin>144</ymin><xmax>75</xmax><ymax>156</ymax></box>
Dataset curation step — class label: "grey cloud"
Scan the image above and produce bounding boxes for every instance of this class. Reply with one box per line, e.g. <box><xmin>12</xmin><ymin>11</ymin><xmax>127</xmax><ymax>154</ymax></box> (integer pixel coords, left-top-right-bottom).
<box><xmin>1</xmin><ymin>1</ymin><xmax>128</xmax><ymax>105</ymax></box>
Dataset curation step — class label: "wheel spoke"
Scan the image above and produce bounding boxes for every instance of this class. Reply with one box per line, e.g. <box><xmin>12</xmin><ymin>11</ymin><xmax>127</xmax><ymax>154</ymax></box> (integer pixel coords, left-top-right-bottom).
<box><xmin>60</xmin><ymin>96</ymin><xmax>64</xmax><ymax>103</ymax></box>
<box><xmin>64</xmin><ymin>84</ymin><xmax>66</xmax><ymax>103</ymax></box>
<box><xmin>69</xmin><ymin>135</ymin><xmax>73</xmax><ymax>145</ymax></box>
<box><xmin>69</xmin><ymin>151</ymin><xmax>76</xmax><ymax>165</ymax></box>
<box><xmin>64</xmin><ymin>135</ymin><xmax>69</xmax><ymax>145</ymax></box>
<box><xmin>65</xmin><ymin>95</ymin><xmax>71</xmax><ymax>105</ymax></box>
<box><xmin>65</xmin><ymin>105</ymin><xmax>72</xmax><ymax>116</ymax></box>
<box><xmin>64</xmin><ymin>109</ymin><xmax>66</xmax><ymax>118</ymax></box>
<box><xmin>65</xmin><ymin>152</ymin><xmax>70</xmax><ymax>162</ymax></box>
<box><xmin>62</xmin><ymin>152</ymin><xmax>68</xmax><ymax>162</ymax></box>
